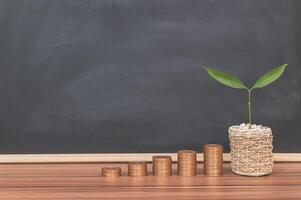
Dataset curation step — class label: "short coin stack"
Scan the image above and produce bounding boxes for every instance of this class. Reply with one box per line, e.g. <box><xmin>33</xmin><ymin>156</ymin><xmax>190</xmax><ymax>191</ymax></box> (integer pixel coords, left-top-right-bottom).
<box><xmin>177</xmin><ymin>150</ymin><xmax>197</xmax><ymax>176</ymax></box>
<box><xmin>203</xmin><ymin>144</ymin><xmax>223</xmax><ymax>176</ymax></box>
<box><xmin>102</xmin><ymin>167</ymin><xmax>121</xmax><ymax>177</ymax></box>
<box><xmin>128</xmin><ymin>162</ymin><xmax>147</xmax><ymax>177</ymax></box>
<box><xmin>152</xmin><ymin>156</ymin><xmax>172</xmax><ymax>177</ymax></box>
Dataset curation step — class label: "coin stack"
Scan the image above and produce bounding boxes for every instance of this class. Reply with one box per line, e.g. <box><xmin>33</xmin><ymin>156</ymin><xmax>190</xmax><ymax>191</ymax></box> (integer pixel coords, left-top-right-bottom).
<box><xmin>102</xmin><ymin>167</ymin><xmax>121</xmax><ymax>177</ymax></box>
<box><xmin>177</xmin><ymin>150</ymin><xmax>197</xmax><ymax>176</ymax></box>
<box><xmin>152</xmin><ymin>156</ymin><xmax>172</xmax><ymax>177</ymax></box>
<box><xmin>128</xmin><ymin>162</ymin><xmax>147</xmax><ymax>177</ymax></box>
<box><xmin>203</xmin><ymin>144</ymin><xmax>223</xmax><ymax>176</ymax></box>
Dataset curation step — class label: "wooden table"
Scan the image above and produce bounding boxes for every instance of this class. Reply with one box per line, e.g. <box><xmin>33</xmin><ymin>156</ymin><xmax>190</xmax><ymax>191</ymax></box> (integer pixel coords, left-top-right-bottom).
<box><xmin>0</xmin><ymin>162</ymin><xmax>300</xmax><ymax>199</ymax></box>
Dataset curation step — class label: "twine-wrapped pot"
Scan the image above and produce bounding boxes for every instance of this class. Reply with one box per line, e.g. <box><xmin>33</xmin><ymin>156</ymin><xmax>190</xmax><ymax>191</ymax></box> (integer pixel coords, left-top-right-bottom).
<box><xmin>228</xmin><ymin>124</ymin><xmax>273</xmax><ymax>176</ymax></box>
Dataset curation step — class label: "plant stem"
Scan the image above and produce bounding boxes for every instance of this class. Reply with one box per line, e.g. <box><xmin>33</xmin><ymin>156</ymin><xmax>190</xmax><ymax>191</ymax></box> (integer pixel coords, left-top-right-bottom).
<box><xmin>248</xmin><ymin>89</ymin><xmax>252</xmax><ymax>128</ymax></box>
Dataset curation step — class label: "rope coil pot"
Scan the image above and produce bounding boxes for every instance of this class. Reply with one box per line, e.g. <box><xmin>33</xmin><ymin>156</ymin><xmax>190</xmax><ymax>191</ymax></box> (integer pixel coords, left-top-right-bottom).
<box><xmin>228</xmin><ymin>124</ymin><xmax>273</xmax><ymax>176</ymax></box>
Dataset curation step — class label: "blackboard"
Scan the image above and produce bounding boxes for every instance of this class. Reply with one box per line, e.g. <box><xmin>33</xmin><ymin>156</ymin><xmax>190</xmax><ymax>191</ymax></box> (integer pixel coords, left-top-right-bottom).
<box><xmin>0</xmin><ymin>0</ymin><xmax>300</xmax><ymax>154</ymax></box>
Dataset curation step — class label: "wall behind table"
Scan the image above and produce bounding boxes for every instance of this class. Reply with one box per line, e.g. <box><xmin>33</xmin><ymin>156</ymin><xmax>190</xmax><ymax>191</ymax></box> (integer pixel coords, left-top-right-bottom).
<box><xmin>0</xmin><ymin>0</ymin><xmax>300</xmax><ymax>154</ymax></box>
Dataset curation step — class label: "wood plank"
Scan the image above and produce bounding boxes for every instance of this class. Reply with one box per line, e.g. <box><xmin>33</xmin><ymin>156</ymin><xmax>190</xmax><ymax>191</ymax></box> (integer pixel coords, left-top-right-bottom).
<box><xmin>0</xmin><ymin>153</ymin><xmax>300</xmax><ymax>163</ymax></box>
<box><xmin>1</xmin><ymin>176</ymin><xmax>301</xmax><ymax>188</ymax></box>
<box><xmin>0</xmin><ymin>162</ymin><xmax>300</xmax><ymax>177</ymax></box>
<box><xmin>0</xmin><ymin>163</ymin><xmax>301</xmax><ymax>188</ymax></box>
<box><xmin>0</xmin><ymin>163</ymin><xmax>300</xmax><ymax>199</ymax></box>
<box><xmin>0</xmin><ymin>162</ymin><xmax>299</xmax><ymax>177</ymax></box>
<box><xmin>1</xmin><ymin>186</ymin><xmax>301</xmax><ymax>200</ymax></box>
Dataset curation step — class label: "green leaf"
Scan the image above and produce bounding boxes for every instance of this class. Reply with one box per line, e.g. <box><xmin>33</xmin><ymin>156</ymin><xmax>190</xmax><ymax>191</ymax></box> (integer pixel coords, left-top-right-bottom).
<box><xmin>204</xmin><ymin>67</ymin><xmax>247</xmax><ymax>89</ymax></box>
<box><xmin>252</xmin><ymin>64</ymin><xmax>287</xmax><ymax>89</ymax></box>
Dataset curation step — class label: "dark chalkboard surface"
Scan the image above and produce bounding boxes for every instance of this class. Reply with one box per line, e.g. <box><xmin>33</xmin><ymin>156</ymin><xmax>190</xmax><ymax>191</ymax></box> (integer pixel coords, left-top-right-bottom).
<box><xmin>0</xmin><ymin>0</ymin><xmax>300</xmax><ymax>154</ymax></box>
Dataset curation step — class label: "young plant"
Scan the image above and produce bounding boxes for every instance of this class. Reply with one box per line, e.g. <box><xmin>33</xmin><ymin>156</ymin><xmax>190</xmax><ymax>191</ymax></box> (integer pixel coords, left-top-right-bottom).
<box><xmin>204</xmin><ymin>64</ymin><xmax>287</xmax><ymax>128</ymax></box>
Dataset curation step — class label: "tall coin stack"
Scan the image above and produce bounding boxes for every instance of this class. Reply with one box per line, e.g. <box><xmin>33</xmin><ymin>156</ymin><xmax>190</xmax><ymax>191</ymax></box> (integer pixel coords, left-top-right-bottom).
<box><xmin>177</xmin><ymin>150</ymin><xmax>197</xmax><ymax>176</ymax></box>
<box><xmin>152</xmin><ymin>156</ymin><xmax>172</xmax><ymax>177</ymax></box>
<box><xmin>128</xmin><ymin>162</ymin><xmax>147</xmax><ymax>177</ymax></box>
<box><xmin>203</xmin><ymin>144</ymin><xmax>223</xmax><ymax>176</ymax></box>
<box><xmin>102</xmin><ymin>167</ymin><xmax>121</xmax><ymax>177</ymax></box>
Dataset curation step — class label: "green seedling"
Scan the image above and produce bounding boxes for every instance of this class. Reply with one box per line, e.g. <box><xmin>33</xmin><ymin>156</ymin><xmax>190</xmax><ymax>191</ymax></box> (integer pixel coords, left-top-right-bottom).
<box><xmin>204</xmin><ymin>64</ymin><xmax>287</xmax><ymax>128</ymax></box>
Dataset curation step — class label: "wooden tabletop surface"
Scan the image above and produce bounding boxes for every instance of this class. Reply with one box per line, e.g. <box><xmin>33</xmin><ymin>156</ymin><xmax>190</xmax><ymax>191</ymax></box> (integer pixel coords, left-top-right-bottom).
<box><xmin>0</xmin><ymin>162</ymin><xmax>300</xmax><ymax>199</ymax></box>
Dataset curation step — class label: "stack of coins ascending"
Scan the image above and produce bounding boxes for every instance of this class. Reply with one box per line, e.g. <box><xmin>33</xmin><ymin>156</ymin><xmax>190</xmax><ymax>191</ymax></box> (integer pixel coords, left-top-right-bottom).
<box><xmin>203</xmin><ymin>144</ymin><xmax>223</xmax><ymax>176</ymax></box>
<box><xmin>128</xmin><ymin>162</ymin><xmax>147</xmax><ymax>177</ymax></box>
<box><xmin>102</xmin><ymin>167</ymin><xmax>121</xmax><ymax>177</ymax></box>
<box><xmin>152</xmin><ymin>156</ymin><xmax>172</xmax><ymax>177</ymax></box>
<box><xmin>177</xmin><ymin>150</ymin><xmax>197</xmax><ymax>176</ymax></box>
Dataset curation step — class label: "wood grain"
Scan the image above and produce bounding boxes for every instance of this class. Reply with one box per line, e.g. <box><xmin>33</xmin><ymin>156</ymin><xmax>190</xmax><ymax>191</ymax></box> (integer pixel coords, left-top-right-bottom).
<box><xmin>0</xmin><ymin>153</ymin><xmax>300</xmax><ymax>163</ymax></box>
<box><xmin>0</xmin><ymin>163</ymin><xmax>300</xmax><ymax>199</ymax></box>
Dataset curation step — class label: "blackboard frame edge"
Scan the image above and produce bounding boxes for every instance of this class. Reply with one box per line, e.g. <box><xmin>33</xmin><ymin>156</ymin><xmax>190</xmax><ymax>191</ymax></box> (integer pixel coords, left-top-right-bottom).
<box><xmin>0</xmin><ymin>153</ymin><xmax>299</xmax><ymax>163</ymax></box>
